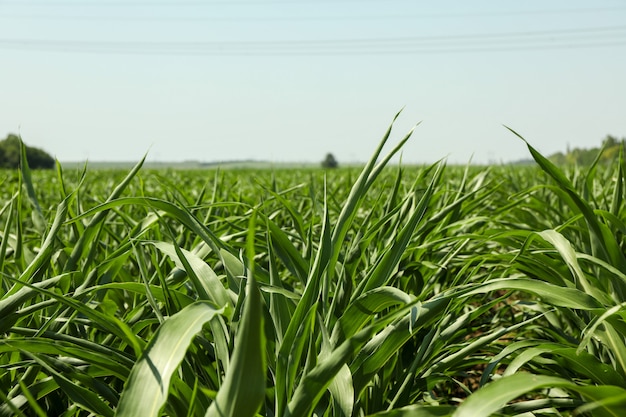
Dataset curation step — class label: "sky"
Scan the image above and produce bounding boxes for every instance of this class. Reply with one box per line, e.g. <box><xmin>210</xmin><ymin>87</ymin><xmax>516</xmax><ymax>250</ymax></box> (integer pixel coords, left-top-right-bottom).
<box><xmin>1</xmin><ymin>0</ymin><xmax>625</xmax><ymax>165</ymax></box>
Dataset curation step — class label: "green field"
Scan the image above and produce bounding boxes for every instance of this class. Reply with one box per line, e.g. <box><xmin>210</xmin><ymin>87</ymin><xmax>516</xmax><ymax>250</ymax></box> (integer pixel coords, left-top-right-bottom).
<box><xmin>2</xmin><ymin>123</ymin><xmax>626</xmax><ymax>416</ymax></box>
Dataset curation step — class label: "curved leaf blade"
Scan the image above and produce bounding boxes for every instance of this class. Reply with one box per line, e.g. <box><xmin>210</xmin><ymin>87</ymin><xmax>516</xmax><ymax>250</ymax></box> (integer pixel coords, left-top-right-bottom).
<box><xmin>205</xmin><ymin>275</ymin><xmax>266</xmax><ymax>417</ymax></box>
<box><xmin>115</xmin><ymin>302</ymin><xmax>224</xmax><ymax>417</ymax></box>
<box><xmin>453</xmin><ymin>373</ymin><xmax>574</xmax><ymax>417</ymax></box>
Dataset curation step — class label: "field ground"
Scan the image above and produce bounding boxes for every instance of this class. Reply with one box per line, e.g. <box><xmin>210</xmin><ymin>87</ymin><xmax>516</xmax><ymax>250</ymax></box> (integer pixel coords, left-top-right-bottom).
<box><xmin>1</xmin><ymin>130</ymin><xmax>626</xmax><ymax>416</ymax></box>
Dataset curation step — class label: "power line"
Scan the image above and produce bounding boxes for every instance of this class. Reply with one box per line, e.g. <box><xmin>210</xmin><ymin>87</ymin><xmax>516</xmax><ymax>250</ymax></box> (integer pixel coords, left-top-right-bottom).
<box><xmin>1</xmin><ymin>0</ymin><xmax>396</xmax><ymax>5</ymax></box>
<box><xmin>2</xmin><ymin>24</ymin><xmax>626</xmax><ymax>45</ymax></box>
<box><xmin>1</xmin><ymin>25</ymin><xmax>625</xmax><ymax>56</ymax></box>
<box><xmin>1</xmin><ymin>40</ymin><xmax>625</xmax><ymax>56</ymax></box>
<box><xmin>1</xmin><ymin>6</ymin><xmax>625</xmax><ymax>21</ymax></box>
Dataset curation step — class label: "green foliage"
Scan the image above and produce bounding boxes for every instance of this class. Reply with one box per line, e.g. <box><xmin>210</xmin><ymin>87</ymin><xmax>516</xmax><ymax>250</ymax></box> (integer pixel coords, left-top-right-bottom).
<box><xmin>2</xmin><ymin>119</ymin><xmax>626</xmax><ymax>416</ymax></box>
<box><xmin>550</xmin><ymin>134</ymin><xmax>625</xmax><ymax>166</ymax></box>
<box><xmin>321</xmin><ymin>152</ymin><xmax>339</xmax><ymax>169</ymax></box>
<box><xmin>0</xmin><ymin>134</ymin><xmax>55</xmax><ymax>169</ymax></box>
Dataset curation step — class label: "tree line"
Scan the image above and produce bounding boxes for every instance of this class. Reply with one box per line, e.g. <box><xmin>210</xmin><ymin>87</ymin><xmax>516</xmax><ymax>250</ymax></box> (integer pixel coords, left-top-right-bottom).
<box><xmin>550</xmin><ymin>135</ymin><xmax>625</xmax><ymax>165</ymax></box>
<box><xmin>0</xmin><ymin>134</ymin><xmax>55</xmax><ymax>169</ymax></box>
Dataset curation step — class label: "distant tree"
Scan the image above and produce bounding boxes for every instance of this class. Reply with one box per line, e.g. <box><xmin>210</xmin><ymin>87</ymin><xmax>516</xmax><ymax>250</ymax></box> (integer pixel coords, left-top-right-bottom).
<box><xmin>603</xmin><ymin>144</ymin><xmax>621</xmax><ymax>162</ymax></box>
<box><xmin>549</xmin><ymin>134</ymin><xmax>626</xmax><ymax>166</ymax></box>
<box><xmin>0</xmin><ymin>134</ymin><xmax>55</xmax><ymax>169</ymax></box>
<box><xmin>550</xmin><ymin>152</ymin><xmax>567</xmax><ymax>165</ymax></box>
<box><xmin>602</xmin><ymin>135</ymin><xmax>619</xmax><ymax>148</ymax></box>
<box><xmin>321</xmin><ymin>153</ymin><xmax>338</xmax><ymax>169</ymax></box>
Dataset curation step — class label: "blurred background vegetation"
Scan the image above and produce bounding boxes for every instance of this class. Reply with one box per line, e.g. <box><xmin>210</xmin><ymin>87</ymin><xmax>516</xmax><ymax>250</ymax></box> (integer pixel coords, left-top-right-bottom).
<box><xmin>2</xmin><ymin>132</ymin><xmax>625</xmax><ymax>171</ymax></box>
<box><xmin>0</xmin><ymin>134</ymin><xmax>55</xmax><ymax>169</ymax></box>
<box><xmin>549</xmin><ymin>134</ymin><xmax>625</xmax><ymax>165</ymax></box>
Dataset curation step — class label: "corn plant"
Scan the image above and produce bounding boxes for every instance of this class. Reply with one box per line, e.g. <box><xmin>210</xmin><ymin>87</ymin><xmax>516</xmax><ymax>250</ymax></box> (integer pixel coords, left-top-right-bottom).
<box><xmin>1</xmin><ymin>118</ymin><xmax>626</xmax><ymax>416</ymax></box>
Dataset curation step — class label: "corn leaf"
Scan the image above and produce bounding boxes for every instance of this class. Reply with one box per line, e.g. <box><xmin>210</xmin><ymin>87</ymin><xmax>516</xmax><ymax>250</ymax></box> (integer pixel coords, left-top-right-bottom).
<box><xmin>116</xmin><ymin>302</ymin><xmax>224</xmax><ymax>417</ymax></box>
<box><xmin>205</xmin><ymin>273</ymin><xmax>265</xmax><ymax>417</ymax></box>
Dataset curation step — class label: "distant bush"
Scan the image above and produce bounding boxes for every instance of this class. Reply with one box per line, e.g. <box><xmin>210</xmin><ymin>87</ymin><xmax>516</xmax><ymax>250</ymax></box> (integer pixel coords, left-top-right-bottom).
<box><xmin>321</xmin><ymin>152</ymin><xmax>338</xmax><ymax>169</ymax></box>
<box><xmin>0</xmin><ymin>134</ymin><xmax>55</xmax><ymax>169</ymax></box>
<box><xmin>549</xmin><ymin>135</ymin><xmax>625</xmax><ymax>165</ymax></box>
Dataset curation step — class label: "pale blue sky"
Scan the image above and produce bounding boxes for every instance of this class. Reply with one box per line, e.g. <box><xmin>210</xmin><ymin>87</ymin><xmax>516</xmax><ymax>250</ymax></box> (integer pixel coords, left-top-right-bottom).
<box><xmin>1</xmin><ymin>0</ymin><xmax>625</xmax><ymax>164</ymax></box>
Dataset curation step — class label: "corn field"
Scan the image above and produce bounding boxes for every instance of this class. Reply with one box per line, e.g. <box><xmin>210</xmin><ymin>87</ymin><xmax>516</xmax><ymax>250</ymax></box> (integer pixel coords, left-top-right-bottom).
<box><xmin>2</xmin><ymin>117</ymin><xmax>626</xmax><ymax>416</ymax></box>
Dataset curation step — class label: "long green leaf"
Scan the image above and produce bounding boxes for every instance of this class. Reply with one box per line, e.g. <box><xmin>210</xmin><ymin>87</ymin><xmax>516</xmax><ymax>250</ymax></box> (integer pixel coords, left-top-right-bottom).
<box><xmin>367</xmin><ymin>405</ymin><xmax>455</xmax><ymax>417</ymax></box>
<box><xmin>205</xmin><ymin>275</ymin><xmax>266</xmax><ymax>417</ymax></box>
<box><xmin>460</xmin><ymin>277</ymin><xmax>602</xmax><ymax>309</ymax></box>
<box><xmin>351</xmin><ymin>297</ymin><xmax>449</xmax><ymax>396</ymax></box>
<box><xmin>574</xmin><ymin>385</ymin><xmax>626</xmax><ymax>417</ymax></box>
<box><xmin>0</xmin><ymin>276</ymin><xmax>63</xmax><ymax>333</ymax></box>
<box><xmin>65</xmin><ymin>155</ymin><xmax>146</xmax><ymax>271</ymax></box>
<box><xmin>7</xmin><ymin>198</ymin><xmax>68</xmax><ymax>294</ymax></box>
<box><xmin>2</xmin><ymin>338</ymin><xmax>131</xmax><ymax>379</ymax></box>
<box><xmin>18</xmin><ymin>136</ymin><xmax>46</xmax><ymax>233</ymax></box>
<box><xmin>149</xmin><ymin>241</ymin><xmax>234</xmax><ymax>309</ymax></box>
<box><xmin>284</xmin><ymin>327</ymin><xmax>372</xmax><ymax>417</ymax></box>
<box><xmin>510</xmin><ymin>127</ymin><xmax>626</xmax><ymax>276</ymax></box>
<box><xmin>360</xmin><ymin>162</ymin><xmax>442</xmax><ymax>294</ymax></box>
<box><xmin>330</xmin><ymin>286</ymin><xmax>412</xmax><ymax>347</ymax></box>
<box><xmin>453</xmin><ymin>373</ymin><xmax>574</xmax><ymax>417</ymax></box>
<box><xmin>116</xmin><ymin>302</ymin><xmax>224</xmax><ymax>417</ymax></box>
<box><xmin>25</xmin><ymin>352</ymin><xmax>115</xmax><ymax>417</ymax></box>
